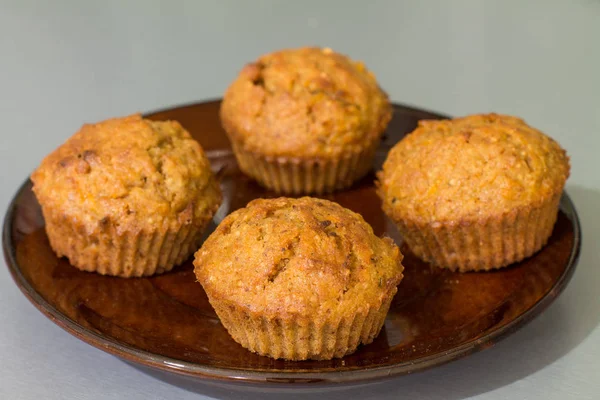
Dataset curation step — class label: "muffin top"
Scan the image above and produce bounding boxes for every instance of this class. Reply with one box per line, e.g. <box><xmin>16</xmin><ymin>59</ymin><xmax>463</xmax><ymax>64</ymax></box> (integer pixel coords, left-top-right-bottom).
<box><xmin>31</xmin><ymin>114</ymin><xmax>222</xmax><ymax>233</ymax></box>
<box><xmin>378</xmin><ymin>113</ymin><xmax>570</xmax><ymax>223</ymax></box>
<box><xmin>220</xmin><ymin>47</ymin><xmax>392</xmax><ymax>158</ymax></box>
<box><xmin>194</xmin><ymin>197</ymin><xmax>403</xmax><ymax>320</ymax></box>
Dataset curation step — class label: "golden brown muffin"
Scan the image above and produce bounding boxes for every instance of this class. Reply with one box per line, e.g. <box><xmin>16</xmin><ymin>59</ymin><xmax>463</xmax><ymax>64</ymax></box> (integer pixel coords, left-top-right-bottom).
<box><xmin>31</xmin><ymin>114</ymin><xmax>222</xmax><ymax>277</ymax></box>
<box><xmin>193</xmin><ymin>197</ymin><xmax>404</xmax><ymax>360</ymax></box>
<box><xmin>377</xmin><ymin>113</ymin><xmax>569</xmax><ymax>272</ymax></box>
<box><xmin>220</xmin><ymin>47</ymin><xmax>392</xmax><ymax>194</ymax></box>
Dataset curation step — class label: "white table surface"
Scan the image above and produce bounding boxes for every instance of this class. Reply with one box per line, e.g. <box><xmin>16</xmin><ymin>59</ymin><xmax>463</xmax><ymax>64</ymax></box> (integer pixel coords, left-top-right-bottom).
<box><xmin>1</xmin><ymin>1</ymin><xmax>599</xmax><ymax>399</ymax></box>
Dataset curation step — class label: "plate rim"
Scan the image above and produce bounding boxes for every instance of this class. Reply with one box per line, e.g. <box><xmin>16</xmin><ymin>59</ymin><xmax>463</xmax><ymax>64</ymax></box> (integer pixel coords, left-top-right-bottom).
<box><xmin>2</xmin><ymin>101</ymin><xmax>582</xmax><ymax>386</ymax></box>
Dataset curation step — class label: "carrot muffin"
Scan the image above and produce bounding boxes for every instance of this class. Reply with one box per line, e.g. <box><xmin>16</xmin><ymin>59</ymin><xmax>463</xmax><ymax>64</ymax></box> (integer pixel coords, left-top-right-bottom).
<box><xmin>193</xmin><ymin>197</ymin><xmax>404</xmax><ymax>360</ymax></box>
<box><xmin>31</xmin><ymin>114</ymin><xmax>222</xmax><ymax>277</ymax></box>
<box><xmin>377</xmin><ymin>113</ymin><xmax>569</xmax><ymax>272</ymax></box>
<box><xmin>220</xmin><ymin>47</ymin><xmax>392</xmax><ymax>194</ymax></box>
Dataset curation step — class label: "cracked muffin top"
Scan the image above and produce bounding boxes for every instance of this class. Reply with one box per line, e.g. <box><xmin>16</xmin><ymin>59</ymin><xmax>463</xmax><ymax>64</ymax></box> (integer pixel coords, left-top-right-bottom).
<box><xmin>31</xmin><ymin>114</ymin><xmax>222</xmax><ymax>233</ymax></box>
<box><xmin>193</xmin><ymin>197</ymin><xmax>404</xmax><ymax>320</ymax></box>
<box><xmin>378</xmin><ymin>113</ymin><xmax>570</xmax><ymax>223</ymax></box>
<box><xmin>220</xmin><ymin>47</ymin><xmax>392</xmax><ymax>158</ymax></box>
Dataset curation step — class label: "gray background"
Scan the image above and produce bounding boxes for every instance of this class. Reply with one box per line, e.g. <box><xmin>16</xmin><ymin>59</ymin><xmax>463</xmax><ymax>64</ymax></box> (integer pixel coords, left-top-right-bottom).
<box><xmin>1</xmin><ymin>1</ymin><xmax>599</xmax><ymax>399</ymax></box>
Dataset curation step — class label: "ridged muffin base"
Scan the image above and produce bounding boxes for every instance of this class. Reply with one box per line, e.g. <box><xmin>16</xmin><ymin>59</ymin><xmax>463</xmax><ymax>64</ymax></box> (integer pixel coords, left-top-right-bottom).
<box><xmin>392</xmin><ymin>194</ymin><xmax>562</xmax><ymax>272</ymax></box>
<box><xmin>209</xmin><ymin>295</ymin><xmax>395</xmax><ymax>361</ymax></box>
<box><xmin>230</xmin><ymin>141</ymin><xmax>379</xmax><ymax>195</ymax></box>
<box><xmin>41</xmin><ymin>209</ymin><xmax>214</xmax><ymax>278</ymax></box>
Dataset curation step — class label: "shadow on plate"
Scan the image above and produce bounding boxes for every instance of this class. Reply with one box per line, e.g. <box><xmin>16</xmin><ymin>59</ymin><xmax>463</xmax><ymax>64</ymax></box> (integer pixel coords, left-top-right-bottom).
<box><xmin>130</xmin><ymin>184</ymin><xmax>600</xmax><ymax>399</ymax></box>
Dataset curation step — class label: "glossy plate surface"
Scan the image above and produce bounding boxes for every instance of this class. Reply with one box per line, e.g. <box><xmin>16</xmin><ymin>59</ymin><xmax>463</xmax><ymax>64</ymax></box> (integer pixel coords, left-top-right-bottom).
<box><xmin>3</xmin><ymin>101</ymin><xmax>580</xmax><ymax>385</ymax></box>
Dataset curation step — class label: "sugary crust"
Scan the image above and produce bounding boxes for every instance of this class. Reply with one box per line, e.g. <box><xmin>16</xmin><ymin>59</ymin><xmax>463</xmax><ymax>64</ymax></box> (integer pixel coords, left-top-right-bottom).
<box><xmin>194</xmin><ymin>197</ymin><xmax>404</xmax><ymax>360</ymax></box>
<box><xmin>377</xmin><ymin>113</ymin><xmax>569</xmax><ymax>271</ymax></box>
<box><xmin>31</xmin><ymin>114</ymin><xmax>222</xmax><ymax>276</ymax></box>
<box><xmin>220</xmin><ymin>47</ymin><xmax>392</xmax><ymax>159</ymax></box>
<box><xmin>32</xmin><ymin>114</ymin><xmax>221</xmax><ymax>233</ymax></box>
<box><xmin>378</xmin><ymin>113</ymin><xmax>570</xmax><ymax>224</ymax></box>
<box><xmin>195</xmin><ymin>197</ymin><xmax>403</xmax><ymax>319</ymax></box>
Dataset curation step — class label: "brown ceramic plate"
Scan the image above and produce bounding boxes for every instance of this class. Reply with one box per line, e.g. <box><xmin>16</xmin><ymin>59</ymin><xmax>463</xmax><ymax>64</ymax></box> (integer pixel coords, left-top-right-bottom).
<box><xmin>3</xmin><ymin>101</ymin><xmax>580</xmax><ymax>387</ymax></box>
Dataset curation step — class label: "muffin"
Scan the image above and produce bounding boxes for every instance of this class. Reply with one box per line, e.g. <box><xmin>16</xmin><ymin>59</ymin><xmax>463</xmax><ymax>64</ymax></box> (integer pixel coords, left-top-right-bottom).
<box><xmin>31</xmin><ymin>114</ymin><xmax>222</xmax><ymax>277</ymax></box>
<box><xmin>220</xmin><ymin>47</ymin><xmax>392</xmax><ymax>194</ymax></box>
<box><xmin>377</xmin><ymin>113</ymin><xmax>569</xmax><ymax>272</ymax></box>
<box><xmin>193</xmin><ymin>197</ymin><xmax>404</xmax><ymax>360</ymax></box>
